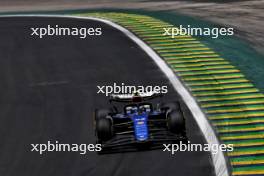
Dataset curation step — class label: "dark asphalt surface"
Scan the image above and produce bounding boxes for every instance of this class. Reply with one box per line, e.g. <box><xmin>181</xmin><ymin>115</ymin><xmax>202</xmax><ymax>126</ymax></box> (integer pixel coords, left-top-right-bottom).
<box><xmin>0</xmin><ymin>17</ymin><xmax>215</xmax><ymax>176</ymax></box>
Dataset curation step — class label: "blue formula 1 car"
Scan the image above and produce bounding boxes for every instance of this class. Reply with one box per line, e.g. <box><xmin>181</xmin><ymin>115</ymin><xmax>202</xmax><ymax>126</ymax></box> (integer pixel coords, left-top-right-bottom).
<box><xmin>94</xmin><ymin>92</ymin><xmax>187</xmax><ymax>153</ymax></box>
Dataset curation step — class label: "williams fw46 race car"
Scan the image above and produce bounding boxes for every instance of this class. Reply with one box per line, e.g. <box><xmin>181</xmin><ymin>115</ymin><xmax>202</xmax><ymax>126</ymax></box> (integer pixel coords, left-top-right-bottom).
<box><xmin>94</xmin><ymin>92</ymin><xmax>188</xmax><ymax>153</ymax></box>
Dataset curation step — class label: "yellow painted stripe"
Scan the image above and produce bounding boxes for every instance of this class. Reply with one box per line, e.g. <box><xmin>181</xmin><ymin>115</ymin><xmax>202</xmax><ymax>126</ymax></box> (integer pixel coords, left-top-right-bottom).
<box><xmin>214</xmin><ymin>119</ymin><xmax>264</xmax><ymax>126</ymax></box>
<box><xmin>228</xmin><ymin>150</ymin><xmax>264</xmax><ymax>156</ymax></box>
<box><xmin>194</xmin><ymin>89</ymin><xmax>258</xmax><ymax>96</ymax></box>
<box><xmin>147</xmin><ymin>38</ymin><xmax>196</xmax><ymax>44</ymax></box>
<box><xmin>150</xmin><ymin>41</ymin><xmax>200</xmax><ymax>46</ymax></box>
<box><xmin>231</xmin><ymin>160</ymin><xmax>264</xmax><ymax>165</ymax></box>
<box><xmin>165</xmin><ymin>56</ymin><xmax>198</xmax><ymax>60</ymax></box>
<box><xmin>232</xmin><ymin>170</ymin><xmax>264</xmax><ymax>175</ymax></box>
<box><xmin>231</xmin><ymin>141</ymin><xmax>264</xmax><ymax>147</ymax></box>
<box><xmin>198</xmin><ymin>94</ymin><xmax>264</xmax><ymax>101</ymax></box>
<box><xmin>158</xmin><ymin>47</ymin><xmax>211</xmax><ymax>53</ymax></box>
<box><xmin>167</xmin><ymin>60</ymin><xmax>227</xmax><ymax>64</ymax></box>
<box><xmin>202</xmin><ymin>99</ymin><xmax>264</xmax><ymax>108</ymax></box>
<box><xmin>209</xmin><ymin>112</ymin><xmax>264</xmax><ymax>120</ymax></box>
<box><xmin>222</xmin><ymin>134</ymin><xmax>264</xmax><ymax>140</ymax></box>
<box><xmin>127</xmin><ymin>25</ymin><xmax>173</xmax><ymax>30</ymax></box>
<box><xmin>145</xmin><ymin>35</ymin><xmax>193</xmax><ymax>41</ymax></box>
<box><xmin>168</xmin><ymin>58</ymin><xmax>225</xmax><ymax>62</ymax></box>
<box><xmin>191</xmin><ymin>84</ymin><xmax>253</xmax><ymax>91</ymax></box>
<box><xmin>186</xmin><ymin>79</ymin><xmax>249</xmax><ymax>86</ymax></box>
<box><xmin>153</xmin><ymin>44</ymin><xmax>204</xmax><ymax>49</ymax></box>
<box><xmin>128</xmin><ymin>24</ymin><xmax>173</xmax><ymax>29</ymax></box>
<box><xmin>162</xmin><ymin>51</ymin><xmax>216</xmax><ymax>57</ymax></box>
<box><xmin>179</xmin><ymin>69</ymin><xmax>240</xmax><ymax>76</ymax></box>
<box><xmin>174</xmin><ymin>65</ymin><xmax>234</xmax><ymax>71</ymax></box>
<box><xmin>218</xmin><ymin>126</ymin><xmax>264</xmax><ymax>133</ymax></box>
<box><xmin>183</xmin><ymin>74</ymin><xmax>244</xmax><ymax>81</ymax></box>
<box><xmin>207</xmin><ymin>106</ymin><xmax>264</xmax><ymax>114</ymax></box>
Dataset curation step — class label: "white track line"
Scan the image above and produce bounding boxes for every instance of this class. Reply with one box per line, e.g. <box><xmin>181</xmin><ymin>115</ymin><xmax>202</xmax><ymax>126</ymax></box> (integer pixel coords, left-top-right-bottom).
<box><xmin>0</xmin><ymin>14</ymin><xmax>229</xmax><ymax>176</ymax></box>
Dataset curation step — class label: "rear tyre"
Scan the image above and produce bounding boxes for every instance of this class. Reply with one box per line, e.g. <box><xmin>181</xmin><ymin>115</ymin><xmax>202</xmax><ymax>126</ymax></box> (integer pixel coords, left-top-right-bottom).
<box><xmin>94</xmin><ymin>109</ymin><xmax>112</xmax><ymax>121</ymax></box>
<box><xmin>96</xmin><ymin>117</ymin><xmax>113</xmax><ymax>142</ymax></box>
<box><xmin>160</xmin><ymin>101</ymin><xmax>180</xmax><ymax>112</ymax></box>
<box><xmin>167</xmin><ymin>110</ymin><xmax>186</xmax><ymax>134</ymax></box>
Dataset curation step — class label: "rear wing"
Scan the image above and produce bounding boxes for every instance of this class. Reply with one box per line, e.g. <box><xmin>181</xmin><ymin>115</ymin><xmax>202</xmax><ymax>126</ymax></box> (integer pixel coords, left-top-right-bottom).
<box><xmin>109</xmin><ymin>92</ymin><xmax>163</xmax><ymax>103</ymax></box>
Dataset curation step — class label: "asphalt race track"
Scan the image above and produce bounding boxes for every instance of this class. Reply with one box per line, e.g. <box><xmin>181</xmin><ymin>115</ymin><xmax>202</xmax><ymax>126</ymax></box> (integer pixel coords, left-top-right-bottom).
<box><xmin>0</xmin><ymin>17</ymin><xmax>215</xmax><ymax>176</ymax></box>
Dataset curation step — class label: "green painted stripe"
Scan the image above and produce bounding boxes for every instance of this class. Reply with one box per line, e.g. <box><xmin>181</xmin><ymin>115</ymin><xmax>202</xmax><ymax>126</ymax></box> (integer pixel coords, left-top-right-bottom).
<box><xmin>230</xmin><ymin>146</ymin><xmax>264</xmax><ymax>154</ymax></box>
<box><xmin>201</xmin><ymin>98</ymin><xmax>264</xmax><ymax>108</ymax></box>
<box><xmin>229</xmin><ymin>150</ymin><xmax>264</xmax><ymax>157</ymax></box>
<box><xmin>178</xmin><ymin>69</ymin><xmax>240</xmax><ymax>76</ymax></box>
<box><xmin>168</xmin><ymin>57</ymin><xmax>225</xmax><ymax>62</ymax></box>
<box><xmin>206</xmin><ymin>104</ymin><xmax>264</xmax><ymax>114</ymax></box>
<box><xmin>221</xmin><ymin>131</ymin><xmax>264</xmax><ymax>137</ymax></box>
<box><xmin>157</xmin><ymin>47</ymin><xmax>212</xmax><ymax>53</ymax></box>
<box><xmin>168</xmin><ymin>60</ymin><xmax>227</xmax><ymax>64</ymax></box>
<box><xmin>213</xmin><ymin>118</ymin><xmax>264</xmax><ymax>126</ymax></box>
<box><xmin>231</xmin><ymin>155</ymin><xmax>264</xmax><ymax>166</ymax></box>
<box><xmin>198</xmin><ymin>93</ymin><xmax>264</xmax><ymax>102</ymax></box>
<box><xmin>144</xmin><ymin>36</ymin><xmax>193</xmax><ymax>41</ymax></box>
<box><xmin>232</xmin><ymin>165</ymin><xmax>264</xmax><ymax>172</ymax></box>
<box><xmin>231</xmin><ymin>155</ymin><xmax>264</xmax><ymax>162</ymax></box>
<box><xmin>147</xmin><ymin>38</ymin><xmax>197</xmax><ymax>44</ymax></box>
<box><xmin>190</xmin><ymin>83</ymin><xmax>254</xmax><ymax>91</ymax></box>
<box><xmin>223</xmin><ymin>139</ymin><xmax>264</xmax><ymax>147</ymax></box>
<box><xmin>153</xmin><ymin>44</ymin><xmax>205</xmax><ymax>49</ymax></box>
<box><xmin>182</xmin><ymin>73</ymin><xmax>245</xmax><ymax>81</ymax></box>
<box><xmin>173</xmin><ymin>65</ymin><xmax>235</xmax><ymax>71</ymax></box>
<box><xmin>150</xmin><ymin>41</ymin><xmax>201</xmax><ymax>46</ymax></box>
<box><xmin>162</xmin><ymin>52</ymin><xmax>217</xmax><ymax>58</ymax></box>
<box><xmin>126</xmin><ymin>25</ymin><xmax>172</xmax><ymax>30</ymax></box>
<box><xmin>194</xmin><ymin>88</ymin><xmax>259</xmax><ymax>96</ymax></box>
<box><xmin>219</xmin><ymin>125</ymin><xmax>264</xmax><ymax>133</ymax></box>
<box><xmin>209</xmin><ymin>111</ymin><xmax>264</xmax><ymax>120</ymax></box>
<box><xmin>186</xmin><ymin>78</ymin><xmax>249</xmax><ymax>86</ymax></box>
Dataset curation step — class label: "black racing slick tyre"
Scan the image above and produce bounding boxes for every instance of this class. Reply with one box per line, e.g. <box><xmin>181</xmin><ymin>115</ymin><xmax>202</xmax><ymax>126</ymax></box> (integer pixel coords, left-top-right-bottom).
<box><xmin>167</xmin><ymin>110</ymin><xmax>186</xmax><ymax>134</ymax></box>
<box><xmin>96</xmin><ymin>118</ymin><xmax>113</xmax><ymax>142</ymax></box>
<box><xmin>94</xmin><ymin>109</ymin><xmax>112</xmax><ymax>121</ymax></box>
<box><xmin>160</xmin><ymin>101</ymin><xmax>180</xmax><ymax>112</ymax></box>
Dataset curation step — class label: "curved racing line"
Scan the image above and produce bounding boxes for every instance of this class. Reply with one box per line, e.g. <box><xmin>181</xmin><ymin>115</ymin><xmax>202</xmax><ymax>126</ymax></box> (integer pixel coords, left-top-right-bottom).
<box><xmin>0</xmin><ymin>13</ymin><xmax>236</xmax><ymax>176</ymax></box>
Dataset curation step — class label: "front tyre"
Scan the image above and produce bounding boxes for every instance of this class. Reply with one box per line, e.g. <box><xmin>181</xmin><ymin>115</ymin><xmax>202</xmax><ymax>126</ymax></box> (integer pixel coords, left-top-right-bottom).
<box><xmin>96</xmin><ymin>117</ymin><xmax>113</xmax><ymax>142</ymax></box>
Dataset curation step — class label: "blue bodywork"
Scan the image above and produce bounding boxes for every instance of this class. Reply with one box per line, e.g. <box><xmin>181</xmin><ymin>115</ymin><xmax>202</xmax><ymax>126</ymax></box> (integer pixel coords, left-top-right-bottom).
<box><xmin>132</xmin><ymin>113</ymin><xmax>149</xmax><ymax>141</ymax></box>
<box><xmin>114</xmin><ymin>107</ymin><xmax>160</xmax><ymax>141</ymax></box>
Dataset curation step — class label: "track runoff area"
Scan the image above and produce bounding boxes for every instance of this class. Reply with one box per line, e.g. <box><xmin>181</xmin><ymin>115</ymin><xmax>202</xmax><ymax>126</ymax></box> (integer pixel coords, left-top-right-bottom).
<box><xmin>0</xmin><ymin>16</ymin><xmax>215</xmax><ymax>176</ymax></box>
<box><xmin>78</xmin><ymin>13</ymin><xmax>264</xmax><ymax>176</ymax></box>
